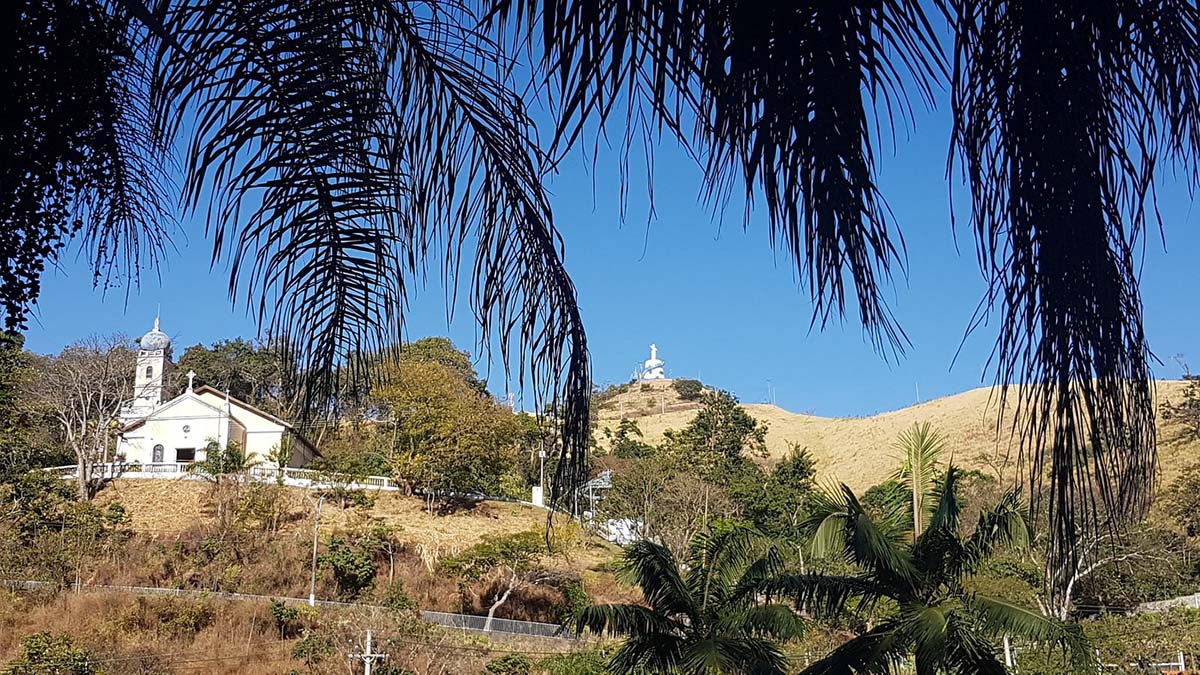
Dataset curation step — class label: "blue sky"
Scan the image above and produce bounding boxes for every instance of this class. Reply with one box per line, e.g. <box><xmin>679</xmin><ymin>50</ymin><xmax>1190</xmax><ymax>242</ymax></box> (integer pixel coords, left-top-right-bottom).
<box><xmin>21</xmin><ymin>99</ymin><xmax>1200</xmax><ymax>418</ymax></box>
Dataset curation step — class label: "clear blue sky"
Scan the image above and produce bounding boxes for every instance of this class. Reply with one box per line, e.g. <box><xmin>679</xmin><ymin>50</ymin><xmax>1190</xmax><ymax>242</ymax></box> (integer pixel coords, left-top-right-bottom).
<box><xmin>21</xmin><ymin>98</ymin><xmax>1200</xmax><ymax>417</ymax></box>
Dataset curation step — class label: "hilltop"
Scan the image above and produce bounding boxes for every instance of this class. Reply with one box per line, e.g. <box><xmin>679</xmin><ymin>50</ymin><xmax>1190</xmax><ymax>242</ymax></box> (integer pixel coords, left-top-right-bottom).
<box><xmin>595</xmin><ymin>379</ymin><xmax>1200</xmax><ymax>493</ymax></box>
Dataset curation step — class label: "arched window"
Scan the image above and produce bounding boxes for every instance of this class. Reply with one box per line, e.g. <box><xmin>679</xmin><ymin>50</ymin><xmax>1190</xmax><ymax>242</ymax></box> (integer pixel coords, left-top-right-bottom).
<box><xmin>145</xmin><ymin>365</ymin><xmax>153</xmax><ymax>379</ymax></box>
<box><xmin>152</xmin><ymin>444</ymin><xmax>164</xmax><ymax>463</ymax></box>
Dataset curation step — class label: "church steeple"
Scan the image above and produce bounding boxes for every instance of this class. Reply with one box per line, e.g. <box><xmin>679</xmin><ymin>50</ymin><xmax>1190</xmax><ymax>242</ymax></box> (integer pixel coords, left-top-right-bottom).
<box><xmin>132</xmin><ymin>316</ymin><xmax>173</xmax><ymax>414</ymax></box>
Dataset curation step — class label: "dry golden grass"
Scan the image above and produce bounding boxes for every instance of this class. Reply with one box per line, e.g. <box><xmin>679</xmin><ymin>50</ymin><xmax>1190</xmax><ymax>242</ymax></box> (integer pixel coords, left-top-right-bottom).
<box><xmin>95</xmin><ymin>480</ymin><xmax>621</xmax><ymax>575</ymax></box>
<box><xmin>597</xmin><ymin>379</ymin><xmax>1200</xmax><ymax>493</ymax></box>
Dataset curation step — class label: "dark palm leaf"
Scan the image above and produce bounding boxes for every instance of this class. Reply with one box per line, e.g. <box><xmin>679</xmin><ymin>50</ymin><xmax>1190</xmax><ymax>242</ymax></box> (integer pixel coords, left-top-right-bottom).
<box><xmin>494</xmin><ymin>0</ymin><xmax>946</xmax><ymax>354</ymax></box>
<box><xmin>948</xmin><ymin>0</ymin><xmax>1200</xmax><ymax>574</ymax></box>
<box><xmin>620</xmin><ymin>539</ymin><xmax>697</xmax><ymax>618</ymax></box>
<box><xmin>1</xmin><ymin>0</ymin><xmax>171</xmax><ymax>331</ymax></box>
<box><xmin>966</xmin><ymin>595</ymin><xmax>1093</xmax><ymax>669</ymax></box>
<box><xmin>150</xmin><ymin>0</ymin><xmax>591</xmax><ymax>504</ymax></box>
<box><xmin>804</xmin><ymin>483</ymin><xmax>917</xmax><ymax>587</ymax></box>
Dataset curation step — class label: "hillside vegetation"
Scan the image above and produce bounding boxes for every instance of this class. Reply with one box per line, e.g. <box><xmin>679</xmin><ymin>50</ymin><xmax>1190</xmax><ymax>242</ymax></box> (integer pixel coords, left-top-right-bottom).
<box><xmin>596</xmin><ymin>379</ymin><xmax>1200</xmax><ymax>492</ymax></box>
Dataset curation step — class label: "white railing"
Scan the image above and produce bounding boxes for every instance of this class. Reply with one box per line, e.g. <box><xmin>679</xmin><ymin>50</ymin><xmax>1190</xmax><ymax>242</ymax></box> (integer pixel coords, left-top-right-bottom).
<box><xmin>41</xmin><ymin>463</ymin><xmax>550</xmax><ymax>512</ymax></box>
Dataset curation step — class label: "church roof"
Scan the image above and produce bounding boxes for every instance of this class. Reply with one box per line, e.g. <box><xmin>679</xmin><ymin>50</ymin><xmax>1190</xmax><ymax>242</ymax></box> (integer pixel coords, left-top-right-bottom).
<box><xmin>118</xmin><ymin>385</ymin><xmax>321</xmax><ymax>458</ymax></box>
<box><xmin>139</xmin><ymin>317</ymin><xmax>171</xmax><ymax>351</ymax></box>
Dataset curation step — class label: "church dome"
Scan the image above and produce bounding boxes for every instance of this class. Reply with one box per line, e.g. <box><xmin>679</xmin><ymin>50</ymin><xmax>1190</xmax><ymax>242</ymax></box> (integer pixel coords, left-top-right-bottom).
<box><xmin>139</xmin><ymin>318</ymin><xmax>170</xmax><ymax>351</ymax></box>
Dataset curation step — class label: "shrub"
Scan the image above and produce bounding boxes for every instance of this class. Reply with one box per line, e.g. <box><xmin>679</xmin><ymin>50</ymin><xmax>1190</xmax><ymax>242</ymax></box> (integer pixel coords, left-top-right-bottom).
<box><xmin>556</xmin><ymin>579</ymin><xmax>591</xmax><ymax>622</ymax></box>
<box><xmin>292</xmin><ymin>629</ymin><xmax>336</xmax><ymax>667</ymax></box>
<box><xmin>2</xmin><ymin>632</ymin><xmax>97</xmax><ymax>675</ymax></box>
<box><xmin>536</xmin><ymin>650</ymin><xmax>613</xmax><ymax>675</ymax></box>
<box><xmin>318</xmin><ymin>537</ymin><xmax>377</xmax><ymax>598</ymax></box>
<box><xmin>381</xmin><ymin>580</ymin><xmax>418</xmax><ymax>613</ymax></box>
<box><xmin>485</xmin><ymin>653</ymin><xmax>534</xmax><ymax>675</ymax></box>
<box><xmin>671</xmin><ymin>379</ymin><xmax>703</xmax><ymax>401</ymax></box>
<box><xmin>270</xmin><ymin>599</ymin><xmax>302</xmax><ymax>638</ymax></box>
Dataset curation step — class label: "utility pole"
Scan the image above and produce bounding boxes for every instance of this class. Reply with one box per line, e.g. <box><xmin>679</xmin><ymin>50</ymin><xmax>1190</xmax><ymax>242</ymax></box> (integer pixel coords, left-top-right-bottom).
<box><xmin>308</xmin><ymin>494</ymin><xmax>326</xmax><ymax>606</ymax></box>
<box><xmin>351</xmin><ymin>630</ymin><xmax>387</xmax><ymax>675</ymax></box>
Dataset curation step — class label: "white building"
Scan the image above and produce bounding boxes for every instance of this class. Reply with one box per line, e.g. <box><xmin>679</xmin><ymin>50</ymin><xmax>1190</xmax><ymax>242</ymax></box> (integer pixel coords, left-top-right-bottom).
<box><xmin>115</xmin><ymin>319</ymin><xmax>320</xmax><ymax>468</ymax></box>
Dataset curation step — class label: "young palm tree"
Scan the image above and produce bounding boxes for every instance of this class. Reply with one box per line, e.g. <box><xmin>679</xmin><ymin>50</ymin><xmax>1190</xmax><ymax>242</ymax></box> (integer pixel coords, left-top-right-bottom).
<box><xmin>9</xmin><ymin>0</ymin><xmax>1200</xmax><ymax>539</ymax></box>
<box><xmin>892</xmin><ymin>422</ymin><xmax>947</xmax><ymax>538</ymax></box>
<box><xmin>763</xmin><ymin>468</ymin><xmax>1092</xmax><ymax>673</ymax></box>
<box><xmin>573</xmin><ymin>528</ymin><xmax>803</xmax><ymax>674</ymax></box>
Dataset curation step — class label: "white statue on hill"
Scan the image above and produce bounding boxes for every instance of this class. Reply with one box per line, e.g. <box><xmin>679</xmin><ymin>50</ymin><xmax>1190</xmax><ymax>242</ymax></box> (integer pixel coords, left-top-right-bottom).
<box><xmin>640</xmin><ymin>343</ymin><xmax>666</xmax><ymax>380</ymax></box>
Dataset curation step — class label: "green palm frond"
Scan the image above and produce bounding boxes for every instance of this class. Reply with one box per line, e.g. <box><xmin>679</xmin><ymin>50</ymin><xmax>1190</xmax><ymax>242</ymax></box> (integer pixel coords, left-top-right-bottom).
<box><xmin>804</xmin><ymin>484</ymin><xmax>916</xmax><ymax>586</ymax></box>
<box><xmin>573</xmin><ymin>602</ymin><xmax>681</xmax><ymax>638</ymax></box>
<box><xmin>681</xmin><ymin>637</ymin><xmax>790</xmax><ymax>675</ymax></box>
<box><xmin>892</xmin><ymin>422</ymin><xmax>946</xmax><ymax>537</ymax></box>
<box><xmin>620</xmin><ymin>539</ymin><xmax>697</xmax><ymax>619</ymax></box>
<box><xmin>940</xmin><ymin>614</ymin><xmax>1008</xmax><ymax>675</ymax></box>
<box><xmin>757</xmin><ymin>573</ymin><xmax>887</xmax><ymax>619</ymax></box>
<box><xmin>609</xmin><ymin>632</ymin><xmax>685</xmax><ymax>674</ymax></box>
<box><xmin>966</xmin><ymin>595</ymin><xmax>1093</xmax><ymax>670</ymax></box>
<box><xmin>800</xmin><ymin>625</ymin><xmax>906</xmax><ymax>675</ymax></box>
<box><xmin>960</xmin><ymin>490</ymin><xmax>1030</xmax><ymax>572</ymax></box>
<box><xmin>713</xmin><ymin>604</ymin><xmax>804</xmax><ymax>641</ymax></box>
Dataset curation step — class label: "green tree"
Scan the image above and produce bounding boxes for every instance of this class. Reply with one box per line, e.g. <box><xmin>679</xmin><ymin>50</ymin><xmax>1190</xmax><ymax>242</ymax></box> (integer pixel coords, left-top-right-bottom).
<box><xmin>442</xmin><ymin>530</ymin><xmax>548</xmax><ymax>631</ymax></box>
<box><xmin>664</xmin><ymin>390</ymin><xmax>767</xmax><ymax>468</ymax></box>
<box><xmin>175</xmin><ymin>339</ymin><xmax>296</xmax><ymax>415</ymax></box>
<box><xmin>400</xmin><ymin>337</ymin><xmax>487</xmax><ymax>393</ymax></box>
<box><xmin>318</xmin><ymin>536</ymin><xmax>377</xmax><ymax>599</ymax></box>
<box><xmin>726</xmin><ymin>445</ymin><xmax>818</xmax><ymax>542</ymax></box>
<box><xmin>573</xmin><ymin>527</ymin><xmax>802</xmax><ymax>674</ymax></box>
<box><xmin>380</xmin><ymin>358</ymin><xmax>519</xmax><ymax>496</ymax></box>
<box><xmin>188</xmin><ymin>440</ymin><xmax>259</xmax><ymax>531</ymax></box>
<box><xmin>768</xmin><ymin>468</ymin><xmax>1092</xmax><ymax>673</ymax></box>
<box><xmin>605</xmin><ymin>419</ymin><xmax>655</xmax><ymax>459</ymax></box>
<box><xmin>1166</xmin><ymin>461</ymin><xmax>1200</xmax><ymax>538</ymax></box>
<box><xmin>2</xmin><ymin>632</ymin><xmax>98</xmax><ymax>675</ymax></box>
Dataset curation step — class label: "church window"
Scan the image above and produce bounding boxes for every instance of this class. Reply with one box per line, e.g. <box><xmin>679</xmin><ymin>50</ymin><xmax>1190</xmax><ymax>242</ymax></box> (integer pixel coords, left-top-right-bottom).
<box><xmin>145</xmin><ymin>365</ymin><xmax>153</xmax><ymax>379</ymax></box>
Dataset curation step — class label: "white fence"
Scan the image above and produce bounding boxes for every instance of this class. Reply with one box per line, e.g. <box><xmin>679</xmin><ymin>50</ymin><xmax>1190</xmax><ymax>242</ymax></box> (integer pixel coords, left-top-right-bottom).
<box><xmin>43</xmin><ymin>463</ymin><xmax>552</xmax><ymax>513</ymax></box>
<box><xmin>1</xmin><ymin>580</ymin><xmax>573</xmax><ymax>640</ymax></box>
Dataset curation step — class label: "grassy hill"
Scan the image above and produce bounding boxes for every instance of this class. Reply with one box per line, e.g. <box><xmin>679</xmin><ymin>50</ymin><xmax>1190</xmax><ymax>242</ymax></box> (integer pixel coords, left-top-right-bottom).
<box><xmin>595</xmin><ymin>379</ymin><xmax>1200</xmax><ymax>493</ymax></box>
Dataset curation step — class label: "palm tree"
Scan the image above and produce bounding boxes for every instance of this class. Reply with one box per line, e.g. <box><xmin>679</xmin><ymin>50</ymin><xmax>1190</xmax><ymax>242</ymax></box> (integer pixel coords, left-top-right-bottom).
<box><xmin>892</xmin><ymin>423</ymin><xmax>947</xmax><ymax>538</ymax></box>
<box><xmin>8</xmin><ymin>0</ymin><xmax>1199</xmax><ymax>538</ymax></box>
<box><xmin>573</xmin><ymin>528</ymin><xmax>803</xmax><ymax>674</ymax></box>
<box><xmin>763</xmin><ymin>468</ymin><xmax>1092</xmax><ymax>673</ymax></box>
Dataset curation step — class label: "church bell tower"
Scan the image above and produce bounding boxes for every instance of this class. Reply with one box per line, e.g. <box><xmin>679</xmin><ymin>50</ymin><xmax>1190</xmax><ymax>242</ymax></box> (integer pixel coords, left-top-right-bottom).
<box><xmin>131</xmin><ymin>316</ymin><xmax>173</xmax><ymax>416</ymax></box>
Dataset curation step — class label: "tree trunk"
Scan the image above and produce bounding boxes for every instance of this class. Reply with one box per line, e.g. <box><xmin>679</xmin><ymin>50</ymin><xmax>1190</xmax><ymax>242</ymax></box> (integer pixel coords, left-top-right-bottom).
<box><xmin>483</xmin><ymin>574</ymin><xmax>517</xmax><ymax>632</ymax></box>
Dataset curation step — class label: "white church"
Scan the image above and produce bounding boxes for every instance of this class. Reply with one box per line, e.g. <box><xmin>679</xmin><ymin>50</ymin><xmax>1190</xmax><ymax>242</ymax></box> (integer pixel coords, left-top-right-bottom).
<box><xmin>115</xmin><ymin>318</ymin><xmax>321</xmax><ymax>468</ymax></box>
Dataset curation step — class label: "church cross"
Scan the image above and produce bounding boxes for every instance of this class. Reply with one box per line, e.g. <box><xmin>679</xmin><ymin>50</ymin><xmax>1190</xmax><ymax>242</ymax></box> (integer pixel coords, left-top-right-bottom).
<box><xmin>186</xmin><ymin>370</ymin><xmax>196</xmax><ymax>392</ymax></box>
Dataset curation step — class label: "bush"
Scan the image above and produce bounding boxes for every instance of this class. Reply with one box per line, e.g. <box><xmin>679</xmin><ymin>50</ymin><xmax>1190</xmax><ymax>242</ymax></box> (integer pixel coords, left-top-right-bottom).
<box><xmin>485</xmin><ymin>653</ymin><xmax>534</xmax><ymax>675</ymax></box>
<box><xmin>671</xmin><ymin>379</ymin><xmax>703</xmax><ymax>401</ymax></box>
<box><xmin>556</xmin><ymin>579</ymin><xmax>591</xmax><ymax>622</ymax></box>
<box><xmin>2</xmin><ymin>632</ymin><xmax>97</xmax><ymax>675</ymax></box>
<box><xmin>318</xmin><ymin>537</ymin><xmax>377</xmax><ymax>598</ymax></box>
<box><xmin>381</xmin><ymin>580</ymin><xmax>418</xmax><ymax>613</ymax></box>
<box><xmin>270</xmin><ymin>599</ymin><xmax>302</xmax><ymax>638</ymax></box>
<box><xmin>292</xmin><ymin>629</ymin><xmax>336</xmax><ymax>667</ymax></box>
<box><xmin>536</xmin><ymin>650</ymin><xmax>613</xmax><ymax>675</ymax></box>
